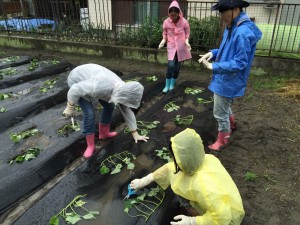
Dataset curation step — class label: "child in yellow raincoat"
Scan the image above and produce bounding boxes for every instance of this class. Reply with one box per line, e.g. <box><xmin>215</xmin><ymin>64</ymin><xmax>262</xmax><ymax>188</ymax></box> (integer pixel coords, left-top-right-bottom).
<box><xmin>130</xmin><ymin>128</ymin><xmax>245</xmax><ymax>225</ymax></box>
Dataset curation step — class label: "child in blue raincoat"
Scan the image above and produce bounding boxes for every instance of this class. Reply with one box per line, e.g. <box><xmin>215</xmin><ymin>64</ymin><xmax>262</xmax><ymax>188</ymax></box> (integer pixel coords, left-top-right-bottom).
<box><xmin>199</xmin><ymin>0</ymin><xmax>262</xmax><ymax>151</ymax></box>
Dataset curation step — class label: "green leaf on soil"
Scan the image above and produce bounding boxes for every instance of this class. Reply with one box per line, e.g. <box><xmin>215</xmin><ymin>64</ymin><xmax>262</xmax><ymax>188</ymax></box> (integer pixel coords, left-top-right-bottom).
<box><xmin>49</xmin><ymin>216</ymin><xmax>59</xmax><ymax>225</ymax></box>
<box><xmin>127</xmin><ymin>163</ymin><xmax>135</xmax><ymax>170</ymax></box>
<box><xmin>65</xmin><ymin>214</ymin><xmax>81</xmax><ymax>224</ymax></box>
<box><xmin>82</xmin><ymin>213</ymin><xmax>96</xmax><ymax>220</ymax></box>
<box><xmin>100</xmin><ymin>165</ymin><xmax>110</xmax><ymax>175</ymax></box>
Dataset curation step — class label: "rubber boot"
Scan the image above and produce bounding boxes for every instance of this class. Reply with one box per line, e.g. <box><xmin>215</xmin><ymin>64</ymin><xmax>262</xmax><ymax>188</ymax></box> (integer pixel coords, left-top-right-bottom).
<box><xmin>162</xmin><ymin>78</ymin><xmax>171</xmax><ymax>93</ymax></box>
<box><xmin>208</xmin><ymin>131</ymin><xmax>231</xmax><ymax>151</ymax></box>
<box><xmin>83</xmin><ymin>133</ymin><xmax>95</xmax><ymax>158</ymax></box>
<box><xmin>230</xmin><ymin>114</ymin><xmax>236</xmax><ymax>131</ymax></box>
<box><xmin>169</xmin><ymin>78</ymin><xmax>176</xmax><ymax>90</ymax></box>
<box><xmin>99</xmin><ymin>123</ymin><xmax>117</xmax><ymax>140</ymax></box>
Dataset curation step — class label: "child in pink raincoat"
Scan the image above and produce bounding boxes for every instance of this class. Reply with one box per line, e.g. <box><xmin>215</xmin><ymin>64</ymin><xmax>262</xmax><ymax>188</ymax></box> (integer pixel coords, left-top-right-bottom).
<box><xmin>158</xmin><ymin>0</ymin><xmax>192</xmax><ymax>93</ymax></box>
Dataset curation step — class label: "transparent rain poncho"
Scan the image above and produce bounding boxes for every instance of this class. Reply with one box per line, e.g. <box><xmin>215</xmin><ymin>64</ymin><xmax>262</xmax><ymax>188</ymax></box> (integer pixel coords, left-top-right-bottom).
<box><xmin>109</xmin><ymin>81</ymin><xmax>144</xmax><ymax>109</ymax></box>
<box><xmin>153</xmin><ymin>128</ymin><xmax>245</xmax><ymax>225</ymax></box>
<box><xmin>67</xmin><ymin>64</ymin><xmax>143</xmax><ymax>108</ymax></box>
<box><xmin>67</xmin><ymin>63</ymin><xmax>144</xmax><ymax>130</ymax></box>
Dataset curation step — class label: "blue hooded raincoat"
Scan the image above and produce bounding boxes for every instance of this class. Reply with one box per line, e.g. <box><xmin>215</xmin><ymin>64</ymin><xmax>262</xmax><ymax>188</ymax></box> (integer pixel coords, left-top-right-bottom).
<box><xmin>209</xmin><ymin>12</ymin><xmax>262</xmax><ymax>98</ymax></box>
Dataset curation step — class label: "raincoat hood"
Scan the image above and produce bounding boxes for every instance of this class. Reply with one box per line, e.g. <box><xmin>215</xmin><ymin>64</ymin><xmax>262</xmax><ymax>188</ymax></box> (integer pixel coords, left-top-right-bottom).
<box><xmin>168</xmin><ymin>0</ymin><xmax>183</xmax><ymax>17</ymax></box>
<box><xmin>171</xmin><ymin>128</ymin><xmax>205</xmax><ymax>175</ymax></box>
<box><xmin>235</xmin><ymin>12</ymin><xmax>262</xmax><ymax>40</ymax></box>
<box><xmin>109</xmin><ymin>81</ymin><xmax>144</xmax><ymax>109</ymax></box>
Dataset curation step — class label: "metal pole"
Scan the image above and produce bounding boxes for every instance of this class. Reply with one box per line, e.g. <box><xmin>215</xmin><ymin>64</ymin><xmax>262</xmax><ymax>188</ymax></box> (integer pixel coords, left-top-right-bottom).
<box><xmin>269</xmin><ymin>3</ymin><xmax>280</xmax><ymax>57</ymax></box>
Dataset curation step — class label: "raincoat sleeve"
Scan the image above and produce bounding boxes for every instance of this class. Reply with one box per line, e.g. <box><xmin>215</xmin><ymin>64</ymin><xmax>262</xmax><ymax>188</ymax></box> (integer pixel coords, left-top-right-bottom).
<box><xmin>67</xmin><ymin>80</ymin><xmax>95</xmax><ymax>104</ymax></box>
<box><xmin>117</xmin><ymin>104</ymin><xmax>137</xmax><ymax>131</ymax></box>
<box><xmin>162</xmin><ymin>20</ymin><xmax>167</xmax><ymax>40</ymax></box>
<box><xmin>212</xmin><ymin>34</ymin><xmax>251</xmax><ymax>74</ymax></box>
<box><xmin>211</xmin><ymin>49</ymin><xmax>219</xmax><ymax>61</ymax></box>
<box><xmin>184</xmin><ymin>21</ymin><xmax>190</xmax><ymax>39</ymax></box>
<box><xmin>152</xmin><ymin>162</ymin><xmax>173</xmax><ymax>190</ymax></box>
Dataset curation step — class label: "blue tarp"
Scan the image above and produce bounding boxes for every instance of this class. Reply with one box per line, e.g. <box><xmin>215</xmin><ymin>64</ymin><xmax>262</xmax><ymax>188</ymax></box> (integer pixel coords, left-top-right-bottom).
<box><xmin>0</xmin><ymin>18</ymin><xmax>55</xmax><ymax>31</ymax></box>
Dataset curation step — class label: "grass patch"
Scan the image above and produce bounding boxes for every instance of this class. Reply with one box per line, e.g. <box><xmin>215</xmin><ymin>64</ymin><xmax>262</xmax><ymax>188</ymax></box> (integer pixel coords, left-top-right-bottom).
<box><xmin>248</xmin><ymin>67</ymin><xmax>299</xmax><ymax>91</ymax></box>
<box><xmin>256</xmin><ymin>24</ymin><xmax>299</xmax><ymax>53</ymax></box>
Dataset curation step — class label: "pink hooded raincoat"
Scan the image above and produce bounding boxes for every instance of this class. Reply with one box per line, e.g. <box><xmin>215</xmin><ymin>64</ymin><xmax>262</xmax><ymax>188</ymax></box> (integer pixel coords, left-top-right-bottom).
<box><xmin>163</xmin><ymin>0</ymin><xmax>192</xmax><ymax>62</ymax></box>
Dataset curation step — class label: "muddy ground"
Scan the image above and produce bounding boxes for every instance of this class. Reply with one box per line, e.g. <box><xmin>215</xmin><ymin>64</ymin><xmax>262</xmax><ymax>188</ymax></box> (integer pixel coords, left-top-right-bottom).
<box><xmin>1</xmin><ymin>48</ymin><xmax>300</xmax><ymax>225</ymax></box>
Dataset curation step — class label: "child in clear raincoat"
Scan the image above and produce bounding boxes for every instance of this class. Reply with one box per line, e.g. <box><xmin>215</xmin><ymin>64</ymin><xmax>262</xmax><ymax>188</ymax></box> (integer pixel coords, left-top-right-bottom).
<box><xmin>158</xmin><ymin>0</ymin><xmax>192</xmax><ymax>93</ymax></box>
<box><xmin>63</xmin><ymin>63</ymin><xmax>149</xmax><ymax>158</ymax></box>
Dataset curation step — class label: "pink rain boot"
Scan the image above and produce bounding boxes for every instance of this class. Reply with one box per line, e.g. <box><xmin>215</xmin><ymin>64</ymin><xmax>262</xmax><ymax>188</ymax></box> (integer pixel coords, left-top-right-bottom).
<box><xmin>208</xmin><ymin>132</ymin><xmax>231</xmax><ymax>151</ymax></box>
<box><xmin>99</xmin><ymin>123</ymin><xmax>117</xmax><ymax>140</ymax></box>
<box><xmin>230</xmin><ymin>114</ymin><xmax>236</xmax><ymax>131</ymax></box>
<box><xmin>83</xmin><ymin>133</ymin><xmax>95</xmax><ymax>158</ymax></box>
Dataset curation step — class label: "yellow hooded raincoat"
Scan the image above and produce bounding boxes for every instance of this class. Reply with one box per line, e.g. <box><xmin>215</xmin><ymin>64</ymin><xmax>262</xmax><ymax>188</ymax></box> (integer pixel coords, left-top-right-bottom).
<box><xmin>152</xmin><ymin>128</ymin><xmax>245</xmax><ymax>225</ymax></box>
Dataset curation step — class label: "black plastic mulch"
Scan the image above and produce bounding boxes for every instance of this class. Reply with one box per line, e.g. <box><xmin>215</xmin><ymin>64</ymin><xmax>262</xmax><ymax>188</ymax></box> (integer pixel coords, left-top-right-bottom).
<box><xmin>0</xmin><ymin>60</ymin><xmax>72</xmax><ymax>89</ymax></box>
<box><xmin>13</xmin><ymin>80</ymin><xmax>216</xmax><ymax>225</ymax></box>
<box><xmin>0</xmin><ymin>71</ymin><xmax>165</xmax><ymax>216</ymax></box>
<box><xmin>0</xmin><ymin>72</ymin><xmax>69</xmax><ymax>133</ymax></box>
<box><xmin>0</xmin><ymin>56</ymin><xmax>33</xmax><ymax>70</ymax></box>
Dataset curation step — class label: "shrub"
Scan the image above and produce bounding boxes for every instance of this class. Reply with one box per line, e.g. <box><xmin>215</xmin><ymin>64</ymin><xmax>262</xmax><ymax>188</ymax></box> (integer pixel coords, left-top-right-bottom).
<box><xmin>118</xmin><ymin>17</ymin><xmax>163</xmax><ymax>48</ymax></box>
<box><xmin>118</xmin><ymin>16</ymin><xmax>220</xmax><ymax>50</ymax></box>
<box><xmin>188</xmin><ymin>16</ymin><xmax>221</xmax><ymax>51</ymax></box>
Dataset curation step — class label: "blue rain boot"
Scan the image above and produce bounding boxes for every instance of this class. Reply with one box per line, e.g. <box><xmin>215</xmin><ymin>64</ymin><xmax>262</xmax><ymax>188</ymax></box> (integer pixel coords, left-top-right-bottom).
<box><xmin>169</xmin><ymin>78</ymin><xmax>176</xmax><ymax>90</ymax></box>
<box><xmin>162</xmin><ymin>78</ymin><xmax>171</xmax><ymax>93</ymax></box>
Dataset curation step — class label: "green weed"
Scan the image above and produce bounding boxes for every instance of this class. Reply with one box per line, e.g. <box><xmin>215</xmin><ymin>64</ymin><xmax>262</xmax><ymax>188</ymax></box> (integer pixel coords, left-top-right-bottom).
<box><xmin>244</xmin><ymin>171</ymin><xmax>258</xmax><ymax>181</ymax></box>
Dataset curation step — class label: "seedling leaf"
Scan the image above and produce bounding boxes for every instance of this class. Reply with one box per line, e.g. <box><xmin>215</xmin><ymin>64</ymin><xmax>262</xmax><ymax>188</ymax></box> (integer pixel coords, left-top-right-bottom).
<box><xmin>100</xmin><ymin>165</ymin><xmax>110</xmax><ymax>175</ymax></box>
<box><xmin>111</xmin><ymin>164</ymin><xmax>123</xmax><ymax>174</ymax></box>
<box><xmin>65</xmin><ymin>214</ymin><xmax>81</xmax><ymax>224</ymax></box>
<box><xmin>82</xmin><ymin>213</ymin><xmax>96</xmax><ymax>220</ymax></box>
<box><xmin>127</xmin><ymin>163</ymin><xmax>135</xmax><ymax>170</ymax></box>
<box><xmin>49</xmin><ymin>216</ymin><xmax>59</xmax><ymax>225</ymax></box>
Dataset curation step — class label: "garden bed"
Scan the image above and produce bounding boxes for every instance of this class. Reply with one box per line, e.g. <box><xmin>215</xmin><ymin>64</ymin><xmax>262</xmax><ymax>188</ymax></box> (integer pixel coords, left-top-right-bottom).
<box><xmin>12</xmin><ymin>80</ymin><xmax>216</xmax><ymax>225</ymax></box>
<box><xmin>0</xmin><ymin>59</ymin><xmax>166</xmax><ymax>216</ymax></box>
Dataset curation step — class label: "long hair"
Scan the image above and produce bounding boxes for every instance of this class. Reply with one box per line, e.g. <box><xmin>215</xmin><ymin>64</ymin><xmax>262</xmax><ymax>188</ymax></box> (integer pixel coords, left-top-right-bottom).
<box><xmin>169</xmin><ymin>141</ymin><xmax>181</xmax><ymax>174</ymax></box>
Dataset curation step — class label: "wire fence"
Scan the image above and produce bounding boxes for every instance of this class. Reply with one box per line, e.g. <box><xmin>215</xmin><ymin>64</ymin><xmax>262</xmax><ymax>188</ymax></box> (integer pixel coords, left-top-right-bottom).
<box><xmin>0</xmin><ymin>0</ymin><xmax>299</xmax><ymax>57</ymax></box>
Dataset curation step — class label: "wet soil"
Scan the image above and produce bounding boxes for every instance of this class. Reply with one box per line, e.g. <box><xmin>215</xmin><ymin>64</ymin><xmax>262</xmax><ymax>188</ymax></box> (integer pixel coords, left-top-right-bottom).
<box><xmin>1</xmin><ymin>48</ymin><xmax>300</xmax><ymax>225</ymax></box>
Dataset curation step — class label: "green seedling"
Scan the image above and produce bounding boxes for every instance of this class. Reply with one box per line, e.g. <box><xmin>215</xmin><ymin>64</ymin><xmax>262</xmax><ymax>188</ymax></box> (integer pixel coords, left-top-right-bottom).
<box><xmin>173</xmin><ymin>115</ymin><xmax>193</xmax><ymax>126</ymax></box>
<box><xmin>57</xmin><ymin>121</ymin><xmax>80</xmax><ymax>136</ymax></box>
<box><xmin>124</xmin><ymin>120</ymin><xmax>160</xmax><ymax>136</ymax></box>
<box><xmin>0</xmin><ymin>92</ymin><xmax>13</xmax><ymax>100</ymax></box>
<box><xmin>0</xmin><ymin>107</ymin><xmax>7</xmax><ymax>112</ymax></box>
<box><xmin>263</xmin><ymin>172</ymin><xmax>277</xmax><ymax>184</ymax></box>
<box><xmin>100</xmin><ymin>151</ymin><xmax>136</xmax><ymax>175</ymax></box>
<box><xmin>124</xmin><ymin>78</ymin><xmax>139</xmax><ymax>82</ymax></box>
<box><xmin>155</xmin><ymin>147</ymin><xmax>172</xmax><ymax>162</ymax></box>
<box><xmin>75</xmin><ymin>106</ymin><xmax>81</xmax><ymax>112</ymax></box>
<box><xmin>0</xmin><ymin>67</ymin><xmax>17</xmax><ymax>76</ymax></box>
<box><xmin>124</xmin><ymin>186</ymin><xmax>165</xmax><ymax>222</ymax></box>
<box><xmin>27</xmin><ymin>59</ymin><xmax>39</xmax><ymax>71</ymax></box>
<box><xmin>40</xmin><ymin>77</ymin><xmax>59</xmax><ymax>93</ymax></box>
<box><xmin>5</xmin><ymin>56</ymin><xmax>20</xmax><ymax>62</ymax></box>
<box><xmin>8</xmin><ymin>147</ymin><xmax>42</xmax><ymax>164</ymax></box>
<box><xmin>244</xmin><ymin>172</ymin><xmax>258</xmax><ymax>181</ymax></box>
<box><xmin>184</xmin><ymin>87</ymin><xmax>204</xmax><ymax>95</ymax></box>
<box><xmin>146</xmin><ymin>76</ymin><xmax>158</xmax><ymax>82</ymax></box>
<box><xmin>51</xmin><ymin>58</ymin><xmax>60</xmax><ymax>64</ymax></box>
<box><xmin>197</xmin><ymin>97</ymin><xmax>213</xmax><ymax>104</ymax></box>
<box><xmin>164</xmin><ymin>101</ymin><xmax>180</xmax><ymax>112</ymax></box>
<box><xmin>10</xmin><ymin>127</ymin><xmax>39</xmax><ymax>143</ymax></box>
<box><xmin>49</xmin><ymin>194</ymin><xmax>99</xmax><ymax>225</ymax></box>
